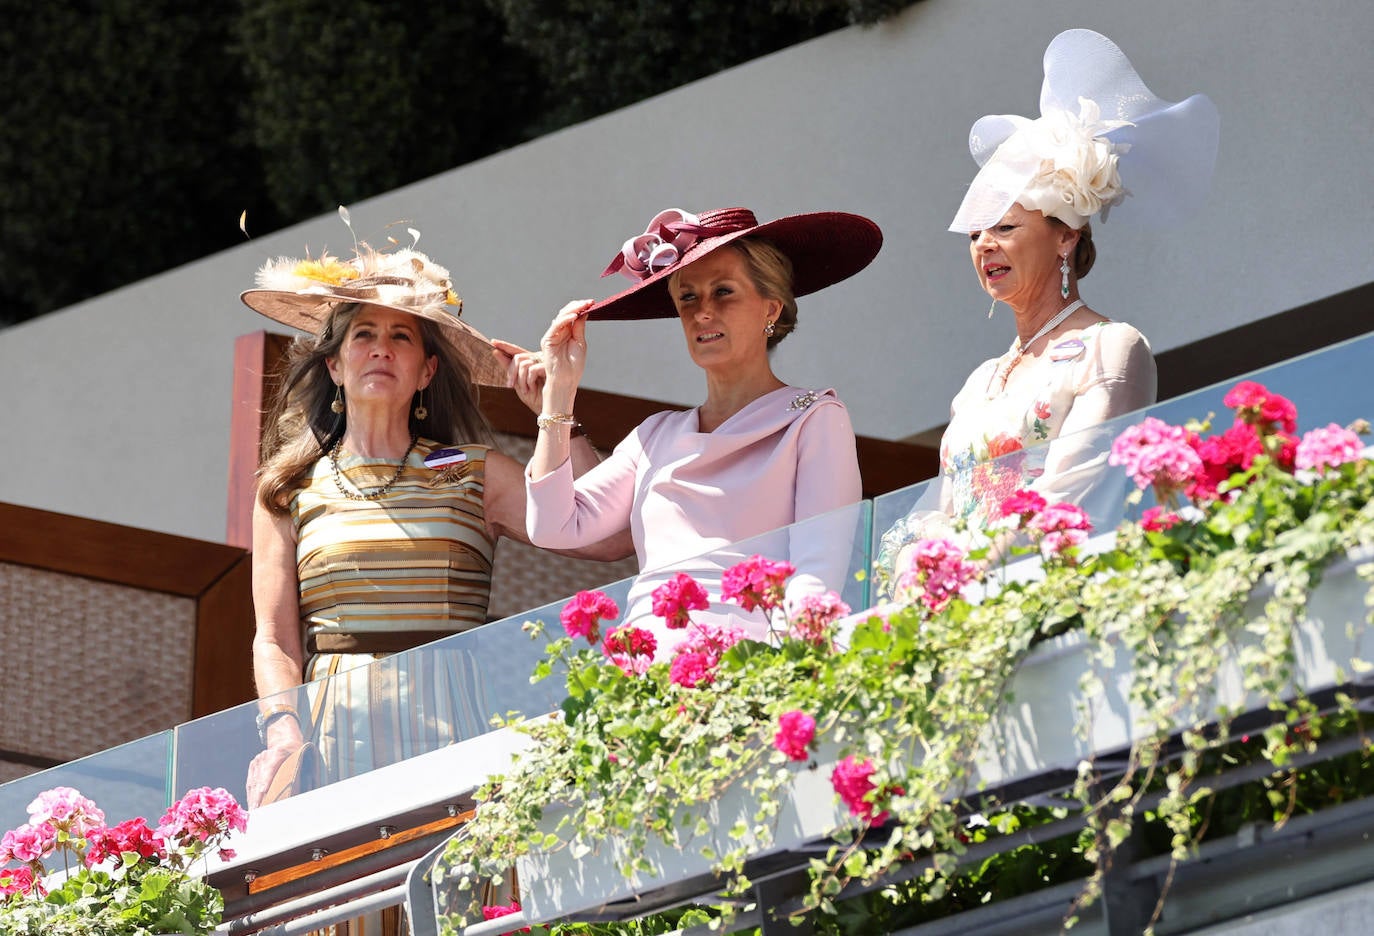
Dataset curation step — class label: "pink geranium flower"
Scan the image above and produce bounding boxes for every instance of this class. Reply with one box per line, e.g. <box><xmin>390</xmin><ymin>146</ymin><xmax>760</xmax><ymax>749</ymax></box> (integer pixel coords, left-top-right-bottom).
<box><xmin>1109</xmin><ymin>417</ymin><xmax>1204</xmax><ymax>498</ymax></box>
<box><xmin>0</xmin><ymin>864</ymin><xmax>41</xmax><ymax>899</ymax></box>
<box><xmin>1027</xmin><ymin>502</ymin><xmax>1092</xmax><ymax>558</ymax></box>
<box><xmin>830</xmin><ymin>756</ymin><xmax>900</xmax><ymax>825</ymax></box>
<box><xmin>669</xmin><ymin>651</ymin><xmax>715</xmax><ymax>688</ymax></box>
<box><xmin>668</xmin><ymin>621</ymin><xmax>748</xmax><ymax>688</ymax></box>
<box><xmin>1140</xmin><ymin>506</ymin><xmax>1182</xmax><ymax>532</ymax></box>
<box><xmin>896</xmin><ymin>538</ymin><xmax>980</xmax><ymax>614</ymax></box>
<box><xmin>1224</xmin><ymin>380</ymin><xmax>1297</xmax><ymax>434</ymax></box>
<box><xmin>482</xmin><ymin>899</ymin><xmax>531</xmax><ymax>933</ymax></box>
<box><xmin>1040</xmin><ymin>529</ymin><xmax>1088</xmax><ymax>557</ymax></box>
<box><xmin>1295</xmin><ymin>423</ymin><xmax>1364</xmax><ymax>474</ymax></box>
<box><xmin>721</xmin><ymin>555</ymin><xmax>795</xmax><ymax>614</ymax></box>
<box><xmin>26</xmin><ymin>786</ymin><xmax>105</xmax><ymax>836</ymax></box>
<box><xmin>789</xmin><ymin>591</ymin><xmax>850</xmax><ymax>648</ymax></box>
<box><xmin>602</xmin><ymin>625</ymin><xmax>657</xmax><ymax>677</ymax></box>
<box><xmin>156</xmin><ymin>787</ymin><xmax>249</xmax><ymax>862</ymax></box>
<box><xmin>1028</xmin><ymin>502</ymin><xmax>1092</xmax><ymax>535</ymax></box>
<box><xmin>84</xmin><ymin>817</ymin><xmax>166</xmax><ymax>868</ymax></box>
<box><xmin>774</xmin><ymin>710</ymin><xmax>816</xmax><ymax>761</ymax></box>
<box><xmin>650</xmin><ymin>573</ymin><xmax>710</xmax><ymax>629</ymax></box>
<box><xmin>999</xmin><ymin>488</ymin><xmax>1048</xmax><ymax>522</ymax></box>
<box><xmin>1</xmin><ymin>822</ymin><xmax>57</xmax><ymax>863</ymax></box>
<box><xmin>559</xmin><ymin>590</ymin><xmax>620</xmax><ymax>643</ymax></box>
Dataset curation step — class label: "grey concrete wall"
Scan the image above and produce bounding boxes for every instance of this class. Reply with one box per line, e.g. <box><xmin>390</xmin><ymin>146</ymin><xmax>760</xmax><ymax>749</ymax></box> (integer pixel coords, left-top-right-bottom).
<box><xmin>2</xmin><ymin>0</ymin><xmax>1371</xmax><ymax>542</ymax></box>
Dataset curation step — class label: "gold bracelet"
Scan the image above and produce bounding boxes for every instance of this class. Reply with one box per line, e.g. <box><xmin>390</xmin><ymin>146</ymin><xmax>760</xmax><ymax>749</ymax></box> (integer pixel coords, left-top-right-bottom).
<box><xmin>536</xmin><ymin>412</ymin><xmax>577</xmax><ymax>430</ymax></box>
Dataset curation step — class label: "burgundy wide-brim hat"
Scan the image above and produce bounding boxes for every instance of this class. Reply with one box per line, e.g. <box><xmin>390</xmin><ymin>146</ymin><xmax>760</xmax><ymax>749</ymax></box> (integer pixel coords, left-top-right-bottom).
<box><xmin>586</xmin><ymin>207</ymin><xmax>883</xmax><ymax>321</ymax></box>
<box><xmin>240</xmin><ymin>246</ymin><xmax>506</xmax><ymax>386</ymax></box>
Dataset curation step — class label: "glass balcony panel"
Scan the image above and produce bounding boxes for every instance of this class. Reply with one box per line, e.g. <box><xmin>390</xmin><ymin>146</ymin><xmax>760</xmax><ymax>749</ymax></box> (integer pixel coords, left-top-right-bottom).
<box><xmin>0</xmin><ymin>732</ymin><xmax>171</xmax><ymax>833</ymax></box>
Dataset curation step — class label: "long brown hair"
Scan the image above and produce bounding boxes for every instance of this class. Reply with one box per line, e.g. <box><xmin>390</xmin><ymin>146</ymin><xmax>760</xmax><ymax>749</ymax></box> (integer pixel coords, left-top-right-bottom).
<box><xmin>256</xmin><ymin>303</ymin><xmax>492</xmax><ymax>514</ymax></box>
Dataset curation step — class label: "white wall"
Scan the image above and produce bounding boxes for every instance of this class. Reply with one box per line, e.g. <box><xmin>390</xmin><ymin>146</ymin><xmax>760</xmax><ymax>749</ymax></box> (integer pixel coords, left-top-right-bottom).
<box><xmin>2</xmin><ymin>0</ymin><xmax>1371</xmax><ymax>543</ymax></box>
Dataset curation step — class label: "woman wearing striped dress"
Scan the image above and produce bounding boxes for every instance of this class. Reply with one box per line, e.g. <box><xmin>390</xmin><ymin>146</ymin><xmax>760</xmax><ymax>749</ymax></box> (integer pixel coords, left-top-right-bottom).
<box><xmin>240</xmin><ymin>243</ymin><xmax>627</xmax><ymax>815</ymax></box>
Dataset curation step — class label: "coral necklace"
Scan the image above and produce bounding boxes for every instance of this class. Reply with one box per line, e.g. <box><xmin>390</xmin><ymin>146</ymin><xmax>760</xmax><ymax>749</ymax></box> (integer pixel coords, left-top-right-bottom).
<box><xmin>991</xmin><ymin>299</ymin><xmax>1084</xmax><ymax>394</ymax></box>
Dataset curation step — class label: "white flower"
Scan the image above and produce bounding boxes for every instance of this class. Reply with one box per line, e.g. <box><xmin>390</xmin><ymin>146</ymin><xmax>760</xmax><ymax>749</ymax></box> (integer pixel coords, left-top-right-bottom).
<box><xmin>1017</xmin><ymin>98</ymin><xmax>1132</xmax><ymax>227</ymax></box>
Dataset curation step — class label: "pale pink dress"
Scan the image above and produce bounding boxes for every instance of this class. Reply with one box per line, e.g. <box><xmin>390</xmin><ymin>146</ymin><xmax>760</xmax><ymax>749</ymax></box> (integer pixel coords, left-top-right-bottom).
<box><xmin>527</xmin><ymin>386</ymin><xmax>863</xmax><ymax>653</ymax></box>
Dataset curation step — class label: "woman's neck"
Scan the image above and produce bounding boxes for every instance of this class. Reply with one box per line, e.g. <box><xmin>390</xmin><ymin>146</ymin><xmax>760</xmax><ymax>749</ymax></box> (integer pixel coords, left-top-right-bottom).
<box><xmin>1010</xmin><ymin>288</ymin><xmax>1082</xmax><ymax>345</ymax></box>
<box><xmin>698</xmin><ymin>366</ymin><xmax>786</xmax><ymax>433</ymax></box>
<box><xmin>339</xmin><ymin>405</ymin><xmax>415</xmax><ymax>458</ymax></box>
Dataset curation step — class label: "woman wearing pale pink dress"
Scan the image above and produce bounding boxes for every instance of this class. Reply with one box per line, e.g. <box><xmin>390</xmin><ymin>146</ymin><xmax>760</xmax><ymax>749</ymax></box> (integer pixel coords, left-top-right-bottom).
<box><xmin>509</xmin><ymin>206</ymin><xmax>882</xmax><ymax>651</ymax></box>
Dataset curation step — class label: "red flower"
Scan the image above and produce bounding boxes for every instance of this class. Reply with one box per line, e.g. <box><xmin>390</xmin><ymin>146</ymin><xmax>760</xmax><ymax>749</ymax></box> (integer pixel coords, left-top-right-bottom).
<box><xmin>830</xmin><ymin>756</ymin><xmax>899</xmax><ymax>825</ymax></box>
<box><xmin>559</xmin><ymin>590</ymin><xmax>620</xmax><ymax>643</ymax></box>
<box><xmin>774</xmin><ymin>710</ymin><xmax>816</xmax><ymax>761</ymax></box>
<box><xmin>85</xmin><ymin>817</ymin><xmax>166</xmax><ymax>868</ymax></box>
<box><xmin>1140</xmin><ymin>506</ymin><xmax>1182</xmax><ymax>532</ymax></box>
<box><xmin>999</xmin><ymin>488</ymin><xmax>1047</xmax><ymax>520</ymax></box>
<box><xmin>1224</xmin><ymin>381</ymin><xmax>1297</xmax><ymax>434</ymax></box>
<box><xmin>650</xmin><ymin>573</ymin><xmax>710</xmax><ymax>629</ymax></box>
<box><xmin>1188</xmin><ymin>422</ymin><xmax>1258</xmax><ymax>499</ymax></box>
<box><xmin>481</xmin><ymin>900</ymin><xmax>531</xmax><ymax>933</ymax></box>
<box><xmin>602</xmin><ymin>625</ymin><xmax>657</xmax><ymax>676</ymax></box>
<box><xmin>986</xmin><ymin>433</ymin><xmax>1024</xmax><ymax>459</ymax></box>
<box><xmin>721</xmin><ymin>555</ymin><xmax>795</xmax><ymax>614</ymax></box>
<box><xmin>0</xmin><ymin>864</ymin><xmax>41</xmax><ymax>899</ymax></box>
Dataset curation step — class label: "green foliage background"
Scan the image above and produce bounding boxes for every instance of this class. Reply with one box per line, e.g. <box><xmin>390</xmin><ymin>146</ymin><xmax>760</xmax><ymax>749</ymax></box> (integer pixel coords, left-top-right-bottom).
<box><xmin>0</xmin><ymin>0</ymin><xmax>911</xmax><ymax>327</ymax></box>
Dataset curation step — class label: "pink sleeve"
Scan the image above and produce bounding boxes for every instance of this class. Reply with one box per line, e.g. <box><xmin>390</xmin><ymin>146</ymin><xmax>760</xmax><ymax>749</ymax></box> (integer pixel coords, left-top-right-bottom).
<box><xmin>786</xmin><ymin>399</ymin><xmax>864</xmax><ymax>604</ymax></box>
<box><xmin>794</xmin><ymin>399</ymin><xmax>863</xmax><ymax>520</ymax></box>
<box><xmin>525</xmin><ymin>433</ymin><xmax>640</xmax><ymax>549</ymax></box>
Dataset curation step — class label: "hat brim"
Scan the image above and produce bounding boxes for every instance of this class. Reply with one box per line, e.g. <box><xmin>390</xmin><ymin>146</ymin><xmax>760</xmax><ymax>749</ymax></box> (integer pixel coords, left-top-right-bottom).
<box><xmin>240</xmin><ymin>289</ymin><xmax>507</xmax><ymax>387</ymax></box>
<box><xmin>585</xmin><ymin>211</ymin><xmax>883</xmax><ymax>321</ymax></box>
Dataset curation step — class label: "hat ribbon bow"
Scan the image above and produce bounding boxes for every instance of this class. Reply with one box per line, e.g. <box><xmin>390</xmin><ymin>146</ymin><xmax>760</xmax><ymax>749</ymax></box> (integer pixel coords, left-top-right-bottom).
<box><xmin>601</xmin><ymin>208</ymin><xmax>715</xmax><ymax>282</ymax></box>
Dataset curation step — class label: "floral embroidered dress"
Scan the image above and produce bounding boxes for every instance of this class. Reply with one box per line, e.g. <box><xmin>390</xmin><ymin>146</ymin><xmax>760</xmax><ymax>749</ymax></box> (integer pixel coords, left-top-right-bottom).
<box><xmin>880</xmin><ymin>321</ymin><xmax>1156</xmax><ymax>569</ymax></box>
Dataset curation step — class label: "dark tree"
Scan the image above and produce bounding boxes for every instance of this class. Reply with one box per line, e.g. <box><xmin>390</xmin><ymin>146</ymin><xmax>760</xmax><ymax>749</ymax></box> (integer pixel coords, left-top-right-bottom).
<box><xmin>0</xmin><ymin>0</ymin><xmax>914</xmax><ymax>327</ymax></box>
<box><xmin>0</xmin><ymin>1</ymin><xmax>270</xmax><ymax>323</ymax></box>
<box><xmin>236</xmin><ymin>0</ymin><xmax>545</xmax><ymax>220</ymax></box>
<box><xmin>481</xmin><ymin>0</ymin><xmax>912</xmax><ymax>134</ymax></box>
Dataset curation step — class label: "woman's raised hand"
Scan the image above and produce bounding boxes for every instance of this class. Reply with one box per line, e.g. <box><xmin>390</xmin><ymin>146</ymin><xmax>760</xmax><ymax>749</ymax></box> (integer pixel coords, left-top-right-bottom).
<box><xmin>491</xmin><ymin>338</ymin><xmax>546</xmax><ymax>415</ymax></box>
<box><xmin>540</xmin><ymin>300</ymin><xmax>594</xmax><ymax>411</ymax></box>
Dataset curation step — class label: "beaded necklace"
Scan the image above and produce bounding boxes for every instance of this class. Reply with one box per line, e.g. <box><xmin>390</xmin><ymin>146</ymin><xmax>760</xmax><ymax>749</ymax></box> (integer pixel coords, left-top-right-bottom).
<box><xmin>329</xmin><ymin>436</ymin><xmax>418</xmax><ymax>501</ymax></box>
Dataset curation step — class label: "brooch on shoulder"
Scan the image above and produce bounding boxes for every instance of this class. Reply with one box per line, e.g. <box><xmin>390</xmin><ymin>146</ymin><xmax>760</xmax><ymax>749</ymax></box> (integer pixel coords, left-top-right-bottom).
<box><xmin>787</xmin><ymin>390</ymin><xmax>820</xmax><ymax>411</ymax></box>
<box><xmin>424</xmin><ymin>447</ymin><xmax>474</xmax><ymax>486</ymax></box>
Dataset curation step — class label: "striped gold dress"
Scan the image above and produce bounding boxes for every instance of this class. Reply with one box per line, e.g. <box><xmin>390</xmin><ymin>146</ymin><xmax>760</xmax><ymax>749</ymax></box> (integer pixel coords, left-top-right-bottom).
<box><xmin>291</xmin><ymin>438</ymin><xmax>495</xmax><ymax>783</ymax></box>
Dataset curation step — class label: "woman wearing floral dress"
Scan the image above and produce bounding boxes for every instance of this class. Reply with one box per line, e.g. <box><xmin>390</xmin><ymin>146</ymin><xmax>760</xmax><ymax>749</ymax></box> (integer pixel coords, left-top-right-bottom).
<box><xmin>879</xmin><ymin>28</ymin><xmax>1219</xmax><ymax>574</ymax></box>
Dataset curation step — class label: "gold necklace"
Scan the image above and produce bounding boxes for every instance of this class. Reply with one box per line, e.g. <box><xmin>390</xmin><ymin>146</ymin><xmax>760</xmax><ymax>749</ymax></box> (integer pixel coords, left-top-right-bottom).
<box><xmin>329</xmin><ymin>436</ymin><xmax>418</xmax><ymax>501</ymax></box>
<box><xmin>991</xmin><ymin>299</ymin><xmax>1084</xmax><ymax>394</ymax></box>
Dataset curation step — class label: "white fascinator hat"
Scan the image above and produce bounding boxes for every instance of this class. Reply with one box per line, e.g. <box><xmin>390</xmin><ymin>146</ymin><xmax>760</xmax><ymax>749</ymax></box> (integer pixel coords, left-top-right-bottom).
<box><xmin>949</xmin><ymin>29</ymin><xmax>1220</xmax><ymax>233</ymax></box>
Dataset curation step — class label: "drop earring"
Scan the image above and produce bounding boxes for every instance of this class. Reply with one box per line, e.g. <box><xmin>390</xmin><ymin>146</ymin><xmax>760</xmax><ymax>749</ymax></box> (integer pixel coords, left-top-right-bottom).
<box><xmin>414</xmin><ymin>388</ymin><xmax>428</xmax><ymax>421</ymax></box>
<box><xmin>763</xmin><ymin>320</ymin><xmax>777</xmax><ymax>337</ymax></box>
<box><xmin>330</xmin><ymin>385</ymin><xmax>345</xmax><ymax>414</ymax></box>
<box><xmin>988</xmin><ymin>300</ymin><xmax>998</xmax><ymax>319</ymax></box>
<box><xmin>1060</xmin><ymin>256</ymin><xmax>1071</xmax><ymax>300</ymax></box>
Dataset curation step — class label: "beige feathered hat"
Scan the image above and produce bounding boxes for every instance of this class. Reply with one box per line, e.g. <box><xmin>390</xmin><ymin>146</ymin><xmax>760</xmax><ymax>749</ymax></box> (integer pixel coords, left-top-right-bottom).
<box><xmin>240</xmin><ymin>242</ymin><xmax>504</xmax><ymax>386</ymax></box>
